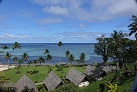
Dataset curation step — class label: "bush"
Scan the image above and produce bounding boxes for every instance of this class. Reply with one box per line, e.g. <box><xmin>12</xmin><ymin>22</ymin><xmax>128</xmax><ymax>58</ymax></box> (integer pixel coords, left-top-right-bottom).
<box><xmin>37</xmin><ymin>84</ymin><xmax>44</xmax><ymax>91</ymax></box>
<box><xmin>15</xmin><ymin>71</ymin><xmax>21</xmax><ymax>74</ymax></box>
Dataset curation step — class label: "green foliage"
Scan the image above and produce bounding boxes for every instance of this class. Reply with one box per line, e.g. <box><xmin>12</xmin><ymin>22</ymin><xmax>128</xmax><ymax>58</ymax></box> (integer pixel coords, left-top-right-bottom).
<box><xmin>94</xmin><ymin>35</ymin><xmax>111</xmax><ymax>63</ymax></box>
<box><xmin>51</xmin><ymin>83</ymin><xmax>77</xmax><ymax>92</ymax></box>
<box><xmin>106</xmin><ymin>82</ymin><xmax>119</xmax><ymax>92</ymax></box>
<box><xmin>37</xmin><ymin>84</ymin><xmax>44</xmax><ymax>91</ymax></box>
<box><xmin>55</xmin><ymin>64</ymin><xmax>63</xmax><ymax>72</ymax></box>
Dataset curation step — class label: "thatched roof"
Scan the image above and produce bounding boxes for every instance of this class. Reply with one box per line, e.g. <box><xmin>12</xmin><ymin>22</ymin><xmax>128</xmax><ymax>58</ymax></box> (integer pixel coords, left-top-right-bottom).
<box><xmin>92</xmin><ymin>69</ymin><xmax>106</xmax><ymax>79</ymax></box>
<box><xmin>44</xmin><ymin>71</ymin><xmax>62</xmax><ymax>91</ymax></box>
<box><xmin>102</xmin><ymin>66</ymin><xmax>112</xmax><ymax>73</ymax></box>
<box><xmin>16</xmin><ymin>74</ymin><xmax>38</xmax><ymax>92</ymax></box>
<box><xmin>84</xmin><ymin>65</ymin><xmax>95</xmax><ymax>75</ymax></box>
<box><xmin>66</xmin><ymin>68</ymin><xmax>87</xmax><ymax>86</ymax></box>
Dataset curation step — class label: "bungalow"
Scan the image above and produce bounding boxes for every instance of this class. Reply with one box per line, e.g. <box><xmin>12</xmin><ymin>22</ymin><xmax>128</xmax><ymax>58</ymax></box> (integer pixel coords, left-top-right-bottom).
<box><xmin>66</xmin><ymin>68</ymin><xmax>89</xmax><ymax>87</ymax></box>
<box><xmin>44</xmin><ymin>71</ymin><xmax>62</xmax><ymax>91</ymax></box>
<box><xmin>84</xmin><ymin>65</ymin><xmax>95</xmax><ymax>76</ymax></box>
<box><xmin>15</xmin><ymin>74</ymin><xmax>38</xmax><ymax>92</ymax></box>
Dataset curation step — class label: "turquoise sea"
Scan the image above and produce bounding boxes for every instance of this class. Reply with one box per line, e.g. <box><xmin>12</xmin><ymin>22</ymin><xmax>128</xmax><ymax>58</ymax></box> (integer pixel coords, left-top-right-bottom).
<box><xmin>0</xmin><ymin>43</ymin><xmax>103</xmax><ymax>64</ymax></box>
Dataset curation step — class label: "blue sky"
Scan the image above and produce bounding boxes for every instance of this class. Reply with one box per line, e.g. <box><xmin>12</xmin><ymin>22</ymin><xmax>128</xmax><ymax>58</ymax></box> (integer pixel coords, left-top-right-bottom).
<box><xmin>0</xmin><ymin>0</ymin><xmax>137</xmax><ymax>43</ymax></box>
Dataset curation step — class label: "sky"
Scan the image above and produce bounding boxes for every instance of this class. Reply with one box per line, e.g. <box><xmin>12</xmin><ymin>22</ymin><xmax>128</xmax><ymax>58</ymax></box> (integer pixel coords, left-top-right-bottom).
<box><xmin>0</xmin><ymin>0</ymin><xmax>137</xmax><ymax>43</ymax></box>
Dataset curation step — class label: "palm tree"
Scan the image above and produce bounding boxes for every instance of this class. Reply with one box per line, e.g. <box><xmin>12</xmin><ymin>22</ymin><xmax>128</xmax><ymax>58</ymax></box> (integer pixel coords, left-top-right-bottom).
<box><xmin>65</xmin><ymin>50</ymin><xmax>70</xmax><ymax>64</ymax></box>
<box><xmin>22</xmin><ymin>53</ymin><xmax>29</xmax><ymax>64</ymax></box>
<box><xmin>12</xmin><ymin>42</ymin><xmax>21</xmax><ymax>50</ymax></box>
<box><xmin>33</xmin><ymin>59</ymin><xmax>38</xmax><ymax>66</ymax></box>
<box><xmin>46</xmin><ymin>54</ymin><xmax>52</xmax><ymax>63</ymax></box>
<box><xmin>110</xmin><ymin>30</ymin><xmax>125</xmax><ymax>64</ymax></box>
<box><xmin>1</xmin><ymin>45</ymin><xmax>9</xmax><ymax>50</ymax></box>
<box><xmin>38</xmin><ymin>56</ymin><xmax>44</xmax><ymax>65</ymax></box>
<box><xmin>13</xmin><ymin>56</ymin><xmax>18</xmax><ymax>67</ymax></box>
<box><xmin>79</xmin><ymin>53</ymin><xmax>86</xmax><ymax>64</ymax></box>
<box><xmin>69</xmin><ymin>54</ymin><xmax>75</xmax><ymax>65</ymax></box>
<box><xmin>128</xmin><ymin>15</ymin><xmax>137</xmax><ymax>40</ymax></box>
<box><xmin>58</xmin><ymin>41</ymin><xmax>63</xmax><ymax>63</ymax></box>
<box><xmin>5</xmin><ymin>52</ymin><xmax>12</xmax><ymax>69</ymax></box>
<box><xmin>44</xmin><ymin>49</ymin><xmax>49</xmax><ymax>55</ymax></box>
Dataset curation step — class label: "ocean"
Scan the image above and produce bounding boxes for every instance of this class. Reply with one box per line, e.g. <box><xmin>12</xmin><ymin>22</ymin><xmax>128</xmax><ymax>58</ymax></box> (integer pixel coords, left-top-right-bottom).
<box><xmin>0</xmin><ymin>43</ymin><xmax>103</xmax><ymax>64</ymax></box>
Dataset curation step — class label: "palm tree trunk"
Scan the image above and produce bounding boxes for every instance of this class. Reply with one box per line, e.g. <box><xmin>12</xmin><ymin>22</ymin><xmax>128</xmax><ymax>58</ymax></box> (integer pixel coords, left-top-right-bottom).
<box><xmin>59</xmin><ymin>47</ymin><xmax>60</xmax><ymax>63</ymax></box>
<box><xmin>8</xmin><ymin>59</ymin><xmax>9</xmax><ymax>69</ymax></box>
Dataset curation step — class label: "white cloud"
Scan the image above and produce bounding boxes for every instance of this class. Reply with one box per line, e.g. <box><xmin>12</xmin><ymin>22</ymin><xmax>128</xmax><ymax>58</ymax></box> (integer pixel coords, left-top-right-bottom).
<box><xmin>42</xmin><ymin>6</ymin><xmax>69</xmax><ymax>15</ymax></box>
<box><xmin>79</xmin><ymin>24</ymin><xmax>87</xmax><ymax>28</ymax></box>
<box><xmin>35</xmin><ymin>18</ymin><xmax>63</xmax><ymax>24</ymax></box>
<box><xmin>30</xmin><ymin>0</ymin><xmax>137</xmax><ymax>22</ymax></box>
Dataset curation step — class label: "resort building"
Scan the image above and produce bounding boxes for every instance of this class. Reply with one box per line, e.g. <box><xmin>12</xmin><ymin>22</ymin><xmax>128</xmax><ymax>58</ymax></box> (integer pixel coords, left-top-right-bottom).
<box><xmin>44</xmin><ymin>71</ymin><xmax>62</xmax><ymax>91</ymax></box>
<box><xmin>66</xmin><ymin>68</ymin><xmax>89</xmax><ymax>87</ymax></box>
<box><xmin>16</xmin><ymin>74</ymin><xmax>38</xmax><ymax>92</ymax></box>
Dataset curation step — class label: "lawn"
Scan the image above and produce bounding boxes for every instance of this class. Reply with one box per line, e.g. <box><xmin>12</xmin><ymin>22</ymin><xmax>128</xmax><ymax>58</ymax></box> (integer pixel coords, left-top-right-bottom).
<box><xmin>1</xmin><ymin>65</ymin><xmax>86</xmax><ymax>83</ymax></box>
<box><xmin>0</xmin><ymin>64</ymin><xmax>136</xmax><ymax>92</ymax></box>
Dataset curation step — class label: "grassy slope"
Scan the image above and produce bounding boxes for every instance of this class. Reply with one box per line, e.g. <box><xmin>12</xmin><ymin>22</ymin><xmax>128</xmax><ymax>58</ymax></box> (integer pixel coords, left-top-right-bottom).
<box><xmin>1</xmin><ymin>65</ymin><xmax>86</xmax><ymax>83</ymax></box>
<box><xmin>1</xmin><ymin>63</ymin><xmax>136</xmax><ymax>92</ymax></box>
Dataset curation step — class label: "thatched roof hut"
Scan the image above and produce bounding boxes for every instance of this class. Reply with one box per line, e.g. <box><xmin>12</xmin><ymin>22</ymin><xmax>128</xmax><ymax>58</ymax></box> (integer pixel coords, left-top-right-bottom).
<box><xmin>102</xmin><ymin>66</ymin><xmax>112</xmax><ymax>73</ymax></box>
<box><xmin>92</xmin><ymin>69</ymin><xmax>106</xmax><ymax>80</ymax></box>
<box><xmin>16</xmin><ymin>74</ymin><xmax>38</xmax><ymax>92</ymax></box>
<box><xmin>66</xmin><ymin>68</ymin><xmax>88</xmax><ymax>86</ymax></box>
<box><xmin>84</xmin><ymin>65</ymin><xmax>95</xmax><ymax>75</ymax></box>
<box><xmin>44</xmin><ymin>71</ymin><xmax>62</xmax><ymax>91</ymax></box>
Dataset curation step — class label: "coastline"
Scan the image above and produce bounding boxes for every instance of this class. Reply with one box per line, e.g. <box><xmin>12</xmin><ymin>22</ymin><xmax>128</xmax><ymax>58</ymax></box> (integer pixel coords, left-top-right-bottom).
<box><xmin>0</xmin><ymin>65</ymin><xmax>15</xmax><ymax>71</ymax></box>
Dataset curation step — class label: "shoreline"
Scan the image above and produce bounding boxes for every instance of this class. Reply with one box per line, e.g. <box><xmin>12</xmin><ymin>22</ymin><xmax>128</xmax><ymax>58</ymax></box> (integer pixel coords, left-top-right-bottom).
<box><xmin>0</xmin><ymin>65</ymin><xmax>15</xmax><ymax>71</ymax></box>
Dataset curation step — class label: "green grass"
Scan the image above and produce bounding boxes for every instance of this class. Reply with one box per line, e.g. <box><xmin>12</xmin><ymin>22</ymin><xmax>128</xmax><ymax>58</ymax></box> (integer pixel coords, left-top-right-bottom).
<box><xmin>1</xmin><ymin>64</ymin><xmax>136</xmax><ymax>92</ymax></box>
<box><xmin>1</xmin><ymin>65</ymin><xmax>86</xmax><ymax>83</ymax></box>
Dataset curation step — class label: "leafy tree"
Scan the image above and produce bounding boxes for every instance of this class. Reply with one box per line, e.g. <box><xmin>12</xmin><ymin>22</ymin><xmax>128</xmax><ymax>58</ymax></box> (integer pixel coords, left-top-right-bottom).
<box><xmin>128</xmin><ymin>15</ymin><xmax>137</xmax><ymax>39</ymax></box>
<box><xmin>4</xmin><ymin>52</ymin><xmax>12</xmax><ymax>69</ymax></box>
<box><xmin>38</xmin><ymin>56</ymin><xmax>44</xmax><ymax>65</ymax></box>
<box><xmin>22</xmin><ymin>53</ymin><xmax>29</xmax><ymax>64</ymax></box>
<box><xmin>58</xmin><ymin>41</ymin><xmax>63</xmax><ymax>62</ymax></box>
<box><xmin>69</xmin><ymin>54</ymin><xmax>75</xmax><ymax>65</ymax></box>
<box><xmin>94</xmin><ymin>35</ymin><xmax>111</xmax><ymax>63</ymax></box>
<box><xmin>65</xmin><ymin>50</ymin><xmax>70</xmax><ymax>64</ymax></box>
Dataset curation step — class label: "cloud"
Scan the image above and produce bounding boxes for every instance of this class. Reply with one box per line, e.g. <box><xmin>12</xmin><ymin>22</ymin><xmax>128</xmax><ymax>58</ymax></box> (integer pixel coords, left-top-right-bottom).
<box><xmin>79</xmin><ymin>24</ymin><xmax>87</xmax><ymax>28</ymax></box>
<box><xmin>42</xmin><ymin>6</ymin><xmax>69</xmax><ymax>15</ymax></box>
<box><xmin>35</xmin><ymin>18</ymin><xmax>63</xmax><ymax>24</ymax></box>
<box><xmin>30</xmin><ymin>0</ymin><xmax>137</xmax><ymax>22</ymax></box>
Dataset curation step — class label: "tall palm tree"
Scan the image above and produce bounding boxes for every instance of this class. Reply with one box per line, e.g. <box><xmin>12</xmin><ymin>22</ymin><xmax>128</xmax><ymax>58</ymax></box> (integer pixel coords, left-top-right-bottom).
<box><xmin>12</xmin><ymin>42</ymin><xmax>21</xmax><ymax>50</ymax></box>
<box><xmin>65</xmin><ymin>50</ymin><xmax>70</xmax><ymax>64</ymax></box>
<box><xmin>110</xmin><ymin>30</ymin><xmax>125</xmax><ymax>63</ymax></box>
<box><xmin>79</xmin><ymin>53</ymin><xmax>86</xmax><ymax>64</ymax></box>
<box><xmin>33</xmin><ymin>59</ymin><xmax>38</xmax><ymax>66</ymax></box>
<box><xmin>22</xmin><ymin>53</ymin><xmax>29</xmax><ymax>64</ymax></box>
<box><xmin>5</xmin><ymin>52</ymin><xmax>12</xmax><ymax>69</ymax></box>
<box><xmin>128</xmin><ymin>15</ymin><xmax>137</xmax><ymax>40</ymax></box>
<box><xmin>69</xmin><ymin>54</ymin><xmax>75</xmax><ymax>65</ymax></box>
<box><xmin>13</xmin><ymin>56</ymin><xmax>18</xmax><ymax>66</ymax></box>
<box><xmin>44</xmin><ymin>49</ymin><xmax>49</xmax><ymax>55</ymax></box>
<box><xmin>58</xmin><ymin>41</ymin><xmax>63</xmax><ymax>63</ymax></box>
<box><xmin>46</xmin><ymin>54</ymin><xmax>52</xmax><ymax>63</ymax></box>
<box><xmin>38</xmin><ymin>56</ymin><xmax>44</xmax><ymax>65</ymax></box>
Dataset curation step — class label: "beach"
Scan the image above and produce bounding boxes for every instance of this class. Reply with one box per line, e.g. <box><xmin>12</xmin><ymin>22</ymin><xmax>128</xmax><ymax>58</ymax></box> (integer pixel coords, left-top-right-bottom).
<box><xmin>0</xmin><ymin>65</ymin><xmax>15</xmax><ymax>71</ymax></box>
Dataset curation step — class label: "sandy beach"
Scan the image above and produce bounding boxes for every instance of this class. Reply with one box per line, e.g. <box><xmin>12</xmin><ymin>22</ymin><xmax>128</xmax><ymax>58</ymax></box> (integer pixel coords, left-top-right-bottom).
<box><xmin>0</xmin><ymin>65</ymin><xmax>15</xmax><ymax>71</ymax></box>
